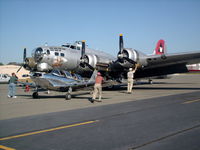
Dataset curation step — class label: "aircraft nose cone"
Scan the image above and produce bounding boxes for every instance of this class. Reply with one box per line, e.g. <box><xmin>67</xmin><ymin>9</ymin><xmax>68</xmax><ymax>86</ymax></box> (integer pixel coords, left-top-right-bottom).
<box><xmin>34</xmin><ymin>47</ymin><xmax>43</xmax><ymax>62</ymax></box>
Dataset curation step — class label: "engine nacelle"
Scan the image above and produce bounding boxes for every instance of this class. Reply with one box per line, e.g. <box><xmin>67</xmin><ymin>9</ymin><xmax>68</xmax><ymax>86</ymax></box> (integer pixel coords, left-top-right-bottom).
<box><xmin>118</xmin><ymin>48</ymin><xmax>147</xmax><ymax>68</ymax></box>
<box><xmin>24</xmin><ymin>57</ymin><xmax>37</xmax><ymax>70</ymax></box>
<box><xmin>118</xmin><ymin>48</ymin><xmax>138</xmax><ymax>68</ymax></box>
<box><xmin>80</xmin><ymin>54</ymin><xmax>98</xmax><ymax>71</ymax></box>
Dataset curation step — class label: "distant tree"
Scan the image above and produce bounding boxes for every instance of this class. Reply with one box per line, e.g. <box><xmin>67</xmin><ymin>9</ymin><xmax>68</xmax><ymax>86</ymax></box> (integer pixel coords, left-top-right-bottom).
<box><xmin>0</xmin><ymin>62</ymin><xmax>4</xmax><ymax>65</ymax></box>
<box><xmin>7</xmin><ymin>62</ymin><xmax>21</xmax><ymax>66</ymax></box>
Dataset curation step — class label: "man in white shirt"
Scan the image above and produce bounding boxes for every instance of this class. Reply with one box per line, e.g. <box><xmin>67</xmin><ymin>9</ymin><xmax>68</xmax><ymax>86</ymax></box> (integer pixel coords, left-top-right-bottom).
<box><xmin>127</xmin><ymin>64</ymin><xmax>138</xmax><ymax>93</ymax></box>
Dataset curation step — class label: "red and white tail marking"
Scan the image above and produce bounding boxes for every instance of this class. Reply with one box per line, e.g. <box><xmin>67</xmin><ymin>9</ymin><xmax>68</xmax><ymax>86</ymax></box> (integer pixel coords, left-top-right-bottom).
<box><xmin>154</xmin><ymin>39</ymin><xmax>166</xmax><ymax>55</ymax></box>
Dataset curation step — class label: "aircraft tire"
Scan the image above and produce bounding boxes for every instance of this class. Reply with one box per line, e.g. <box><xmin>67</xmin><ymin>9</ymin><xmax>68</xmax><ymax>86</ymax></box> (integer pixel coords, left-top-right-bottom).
<box><xmin>32</xmin><ymin>92</ymin><xmax>39</xmax><ymax>99</ymax></box>
<box><xmin>65</xmin><ymin>93</ymin><xmax>71</xmax><ymax>100</ymax></box>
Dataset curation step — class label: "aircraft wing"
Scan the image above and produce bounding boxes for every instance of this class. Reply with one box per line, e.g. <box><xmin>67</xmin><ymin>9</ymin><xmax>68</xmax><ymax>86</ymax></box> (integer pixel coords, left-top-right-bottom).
<box><xmin>48</xmin><ymin>70</ymin><xmax>97</xmax><ymax>89</ymax></box>
<box><xmin>110</xmin><ymin>50</ymin><xmax>200</xmax><ymax>79</ymax></box>
<box><xmin>145</xmin><ymin>51</ymin><xmax>200</xmax><ymax>69</ymax></box>
<box><xmin>109</xmin><ymin>35</ymin><xmax>200</xmax><ymax>79</ymax></box>
<box><xmin>17</xmin><ymin>81</ymin><xmax>36</xmax><ymax>88</ymax></box>
<box><xmin>132</xmin><ymin>51</ymin><xmax>200</xmax><ymax>78</ymax></box>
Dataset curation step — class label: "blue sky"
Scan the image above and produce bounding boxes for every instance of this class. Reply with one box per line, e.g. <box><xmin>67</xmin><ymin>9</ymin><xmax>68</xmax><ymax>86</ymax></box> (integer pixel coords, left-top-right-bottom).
<box><xmin>0</xmin><ymin>0</ymin><xmax>200</xmax><ymax>64</ymax></box>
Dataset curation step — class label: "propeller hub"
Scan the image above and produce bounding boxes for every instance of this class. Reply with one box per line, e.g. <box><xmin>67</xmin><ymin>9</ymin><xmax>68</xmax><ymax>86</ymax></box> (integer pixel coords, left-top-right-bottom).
<box><xmin>117</xmin><ymin>53</ymin><xmax>124</xmax><ymax>59</ymax></box>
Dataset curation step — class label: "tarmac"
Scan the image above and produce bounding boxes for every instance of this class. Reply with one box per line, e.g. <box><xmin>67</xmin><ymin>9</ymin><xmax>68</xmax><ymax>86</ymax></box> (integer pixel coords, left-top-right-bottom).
<box><xmin>0</xmin><ymin>74</ymin><xmax>200</xmax><ymax>120</ymax></box>
<box><xmin>0</xmin><ymin>74</ymin><xmax>200</xmax><ymax>150</ymax></box>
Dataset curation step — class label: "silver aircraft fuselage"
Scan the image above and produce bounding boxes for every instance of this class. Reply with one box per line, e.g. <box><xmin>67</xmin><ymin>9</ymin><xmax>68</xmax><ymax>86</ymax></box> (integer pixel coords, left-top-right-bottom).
<box><xmin>31</xmin><ymin>41</ymin><xmax>115</xmax><ymax>72</ymax></box>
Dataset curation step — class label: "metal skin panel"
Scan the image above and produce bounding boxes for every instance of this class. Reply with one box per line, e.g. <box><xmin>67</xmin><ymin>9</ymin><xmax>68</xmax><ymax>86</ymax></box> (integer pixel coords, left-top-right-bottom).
<box><xmin>27</xmin><ymin>37</ymin><xmax>200</xmax><ymax>80</ymax></box>
<box><xmin>31</xmin><ymin>70</ymin><xmax>97</xmax><ymax>92</ymax></box>
<box><xmin>33</xmin><ymin>46</ymin><xmax>114</xmax><ymax>72</ymax></box>
<box><xmin>145</xmin><ymin>51</ymin><xmax>200</xmax><ymax>69</ymax></box>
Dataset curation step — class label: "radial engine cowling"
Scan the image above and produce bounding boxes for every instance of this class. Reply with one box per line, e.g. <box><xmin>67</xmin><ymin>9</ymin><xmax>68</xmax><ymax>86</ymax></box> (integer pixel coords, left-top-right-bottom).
<box><xmin>80</xmin><ymin>54</ymin><xmax>98</xmax><ymax>71</ymax></box>
<box><xmin>24</xmin><ymin>57</ymin><xmax>37</xmax><ymax>70</ymax></box>
<box><xmin>118</xmin><ymin>48</ymin><xmax>138</xmax><ymax>68</ymax></box>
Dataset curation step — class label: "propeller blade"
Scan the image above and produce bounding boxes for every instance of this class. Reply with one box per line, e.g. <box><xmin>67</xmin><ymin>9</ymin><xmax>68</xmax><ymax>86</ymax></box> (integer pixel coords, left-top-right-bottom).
<box><xmin>81</xmin><ymin>40</ymin><xmax>86</xmax><ymax>59</ymax></box>
<box><xmin>84</xmin><ymin>62</ymin><xmax>94</xmax><ymax>70</ymax></box>
<box><xmin>17</xmin><ymin>65</ymin><xmax>23</xmax><ymax>73</ymax></box>
<box><xmin>124</xmin><ymin>57</ymin><xmax>135</xmax><ymax>64</ymax></box>
<box><xmin>23</xmin><ymin>48</ymin><xmax>27</xmax><ymax>62</ymax></box>
<box><xmin>119</xmin><ymin>34</ymin><xmax>124</xmax><ymax>54</ymax></box>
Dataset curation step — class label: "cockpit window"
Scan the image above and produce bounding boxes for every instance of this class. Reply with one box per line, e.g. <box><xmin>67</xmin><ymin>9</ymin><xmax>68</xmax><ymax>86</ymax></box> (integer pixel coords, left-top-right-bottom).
<box><xmin>34</xmin><ymin>47</ymin><xmax>43</xmax><ymax>61</ymax></box>
<box><xmin>35</xmin><ymin>48</ymin><xmax>43</xmax><ymax>54</ymax></box>
<box><xmin>61</xmin><ymin>53</ymin><xmax>65</xmax><ymax>57</ymax></box>
<box><xmin>62</xmin><ymin>45</ymin><xmax>70</xmax><ymax>48</ymax></box>
<box><xmin>55</xmin><ymin>52</ymin><xmax>59</xmax><ymax>56</ymax></box>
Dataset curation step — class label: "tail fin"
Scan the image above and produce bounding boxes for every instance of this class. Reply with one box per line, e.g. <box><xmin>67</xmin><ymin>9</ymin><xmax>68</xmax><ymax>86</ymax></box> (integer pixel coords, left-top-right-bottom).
<box><xmin>154</xmin><ymin>39</ymin><xmax>166</xmax><ymax>55</ymax></box>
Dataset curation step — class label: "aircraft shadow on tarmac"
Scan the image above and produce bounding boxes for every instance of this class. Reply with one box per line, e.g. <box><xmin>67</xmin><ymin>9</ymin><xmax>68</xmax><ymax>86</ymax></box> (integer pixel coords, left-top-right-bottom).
<box><xmin>107</xmin><ymin>84</ymin><xmax>200</xmax><ymax>93</ymax></box>
<box><xmin>17</xmin><ymin>92</ymin><xmax>109</xmax><ymax>101</ymax></box>
<box><xmin>17</xmin><ymin>92</ymin><xmax>90</xmax><ymax>99</ymax></box>
<box><xmin>135</xmin><ymin>87</ymin><xmax>200</xmax><ymax>90</ymax></box>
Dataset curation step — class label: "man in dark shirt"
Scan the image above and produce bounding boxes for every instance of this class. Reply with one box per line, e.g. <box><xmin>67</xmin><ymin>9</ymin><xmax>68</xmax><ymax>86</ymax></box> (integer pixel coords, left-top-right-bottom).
<box><xmin>8</xmin><ymin>73</ymin><xmax>18</xmax><ymax>98</ymax></box>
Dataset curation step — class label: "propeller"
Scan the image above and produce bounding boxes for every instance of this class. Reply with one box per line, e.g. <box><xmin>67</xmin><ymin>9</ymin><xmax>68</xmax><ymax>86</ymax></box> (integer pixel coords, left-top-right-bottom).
<box><xmin>17</xmin><ymin>48</ymin><xmax>27</xmax><ymax>73</ymax></box>
<box><xmin>118</xmin><ymin>34</ymin><xmax>125</xmax><ymax>59</ymax></box>
<box><xmin>117</xmin><ymin>34</ymin><xmax>136</xmax><ymax>65</ymax></box>
<box><xmin>23</xmin><ymin>48</ymin><xmax>27</xmax><ymax>62</ymax></box>
<box><xmin>119</xmin><ymin>34</ymin><xmax>124</xmax><ymax>54</ymax></box>
<box><xmin>81</xmin><ymin>40</ymin><xmax>86</xmax><ymax>59</ymax></box>
<box><xmin>80</xmin><ymin>40</ymin><xmax>94</xmax><ymax>70</ymax></box>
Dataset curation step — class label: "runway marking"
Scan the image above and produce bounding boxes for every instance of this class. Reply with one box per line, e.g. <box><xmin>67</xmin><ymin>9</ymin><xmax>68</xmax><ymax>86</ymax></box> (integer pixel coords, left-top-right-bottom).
<box><xmin>0</xmin><ymin>145</ymin><xmax>16</xmax><ymax>150</ymax></box>
<box><xmin>182</xmin><ymin>99</ymin><xmax>200</xmax><ymax>104</ymax></box>
<box><xmin>0</xmin><ymin>120</ymin><xmax>99</xmax><ymax>141</ymax></box>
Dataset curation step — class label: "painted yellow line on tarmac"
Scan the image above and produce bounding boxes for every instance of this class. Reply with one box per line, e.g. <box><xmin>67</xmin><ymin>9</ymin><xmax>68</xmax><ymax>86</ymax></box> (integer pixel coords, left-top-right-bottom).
<box><xmin>0</xmin><ymin>145</ymin><xmax>16</xmax><ymax>150</ymax></box>
<box><xmin>0</xmin><ymin>120</ymin><xmax>99</xmax><ymax>141</ymax></box>
<box><xmin>182</xmin><ymin>99</ymin><xmax>200</xmax><ymax>104</ymax></box>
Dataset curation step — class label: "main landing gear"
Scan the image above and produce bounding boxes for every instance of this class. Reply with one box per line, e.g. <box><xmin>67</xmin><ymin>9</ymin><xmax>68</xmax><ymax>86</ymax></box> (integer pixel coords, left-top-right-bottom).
<box><xmin>32</xmin><ymin>87</ymin><xmax>39</xmax><ymax>99</ymax></box>
<box><xmin>32</xmin><ymin>91</ymin><xmax>39</xmax><ymax>99</ymax></box>
<box><xmin>65</xmin><ymin>87</ymin><xmax>72</xmax><ymax>100</ymax></box>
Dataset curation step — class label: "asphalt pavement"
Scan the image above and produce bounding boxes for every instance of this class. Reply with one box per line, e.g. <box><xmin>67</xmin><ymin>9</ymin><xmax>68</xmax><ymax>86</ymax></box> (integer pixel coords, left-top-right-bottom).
<box><xmin>0</xmin><ymin>74</ymin><xmax>200</xmax><ymax>150</ymax></box>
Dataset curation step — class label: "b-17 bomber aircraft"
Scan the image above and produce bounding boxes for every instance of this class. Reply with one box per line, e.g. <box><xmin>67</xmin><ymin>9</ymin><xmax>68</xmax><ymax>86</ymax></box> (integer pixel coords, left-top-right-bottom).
<box><xmin>18</xmin><ymin>34</ymin><xmax>200</xmax><ymax>84</ymax></box>
<box><xmin>30</xmin><ymin>69</ymin><xmax>97</xmax><ymax>100</ymax></box>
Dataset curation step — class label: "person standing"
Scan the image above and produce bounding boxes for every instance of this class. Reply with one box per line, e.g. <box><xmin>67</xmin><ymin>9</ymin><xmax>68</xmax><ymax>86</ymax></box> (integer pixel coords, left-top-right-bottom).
<box><xmin>91</xmin><ymin>72</ymin><xmax>104</xmax><ymax>103</ymax></box>
<box><xmin>127</xmin><ymin>64</ymin><xmax>138</xmax><ymax>94</ymax></box>
<box><xmin>8</xmin><ymin>73</ymin><xmax>18</xmax><ymax>98</ymax></box>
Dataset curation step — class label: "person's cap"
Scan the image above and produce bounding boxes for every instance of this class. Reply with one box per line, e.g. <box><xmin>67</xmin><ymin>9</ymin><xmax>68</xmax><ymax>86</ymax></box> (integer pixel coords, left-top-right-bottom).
<box><xmin>97</xmin><ymin>72</ymin><xmax>101</xmax><ymax>75</ymax></box>
<box><xmin>129</xmin><ymin>68</ymin><xmax>132</xmax><ymax>71</ymax></box>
